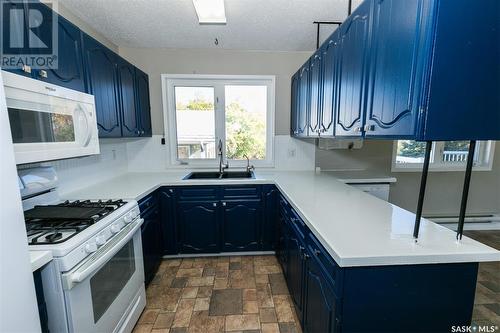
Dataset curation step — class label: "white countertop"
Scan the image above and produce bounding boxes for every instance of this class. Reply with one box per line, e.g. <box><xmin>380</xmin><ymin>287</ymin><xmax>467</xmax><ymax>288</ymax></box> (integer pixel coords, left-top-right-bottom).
<box><xmin>64</xmin><ymin>170</ymin><xmax>499</xmax><ymax>267</ymax></box>
<box><xmin>30</xmin><ymin>251</ymin><xmax>53</xmax><ymax>272</ymax></box>
<box><xmin>327</xmin><ymin>170</ymin><xmax>397</xmax><ymax>184</ymax></box>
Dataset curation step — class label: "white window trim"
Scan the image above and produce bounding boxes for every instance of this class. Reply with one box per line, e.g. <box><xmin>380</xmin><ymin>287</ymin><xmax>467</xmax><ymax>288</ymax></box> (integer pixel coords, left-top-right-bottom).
<box><xmin>391</xmin><ymin>141</ymin><xmax>495</xmax><ymax>172</ymax></box>
<box><xmin>161</xmin><ymin>74</ymin><xmax>276</xmax><ymax>169</ymax></box>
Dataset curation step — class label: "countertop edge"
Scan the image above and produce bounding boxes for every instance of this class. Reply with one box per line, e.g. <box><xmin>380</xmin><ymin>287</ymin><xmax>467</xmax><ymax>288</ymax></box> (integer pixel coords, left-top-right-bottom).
<box><xmin>30</xmin><ymin>250</ymin><xmax>53</xmax><ymax>272</ymax></box>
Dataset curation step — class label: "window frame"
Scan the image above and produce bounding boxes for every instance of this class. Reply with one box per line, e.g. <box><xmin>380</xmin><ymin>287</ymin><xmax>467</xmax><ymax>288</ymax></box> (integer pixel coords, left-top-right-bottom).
<box><xmin>161</xmin><ymin>74</ymin><xmax>275</xmax><ymax>168</ymax></box>
<box><xmin>391</xmin><ymin>140</ymin><xmax>495</xmax><ymax>172</ymax></box>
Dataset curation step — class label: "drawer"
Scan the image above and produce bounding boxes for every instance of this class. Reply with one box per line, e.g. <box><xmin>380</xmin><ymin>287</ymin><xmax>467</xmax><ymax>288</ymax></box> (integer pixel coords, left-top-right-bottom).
<box><xmin>177</xmin><ymin>187</ymin><xmax>218</xmax><ymax>201</ymax></box>
<box><xmin>222</xmin><ymin>185</ymin><xmax>260</xmax><ymax>199</ymax></box>
<box><xmin>307</xmin><ymin>232</ymin><xmax>338</xmax><ymax>286</ymax></box>
<box><xmin>138</xmin><ymin>192</ymin><xmax>158</xmax><ymax>213</ymax></box>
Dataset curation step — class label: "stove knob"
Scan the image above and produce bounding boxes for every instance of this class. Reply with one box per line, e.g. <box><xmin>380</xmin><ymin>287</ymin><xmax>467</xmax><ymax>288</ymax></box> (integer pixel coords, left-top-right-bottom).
<box><xmin>96</xmin><ymin>235</ymin><xmax>106</xmax><ymax>246</ymax></box>
<box><xmin>110</xmin><ymin>224</ymin><xmax>121</xmax><ymax>234</ymax></box>
<box><xmin>85</xmin><ymin>242</ymin><xmax>97</xmax><ymax>253</ymax></box>
<box><xmin>124</xmin><ymin>213</ymin><xmax>133</xmax><ymax>224</ymax></box>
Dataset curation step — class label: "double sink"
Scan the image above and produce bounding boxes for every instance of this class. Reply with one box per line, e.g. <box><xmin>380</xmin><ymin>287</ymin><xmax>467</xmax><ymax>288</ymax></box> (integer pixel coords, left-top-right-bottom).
<box><xmin>183</xmin><ymin>171</ymin><xmax>255</xmax><ymax>180</ymax></box>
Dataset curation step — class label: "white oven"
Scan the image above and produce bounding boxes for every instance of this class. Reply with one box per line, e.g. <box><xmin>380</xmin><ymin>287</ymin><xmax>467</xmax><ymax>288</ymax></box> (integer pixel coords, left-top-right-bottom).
<box><xmin>60</xmin><ymin>217</ymin><xmax>145</xmax><ymax>333</ymax></box>
<box><xmin>2</xmin><ymin>70</ymin><xmax>99</xmax><ymax>164</ymax></box>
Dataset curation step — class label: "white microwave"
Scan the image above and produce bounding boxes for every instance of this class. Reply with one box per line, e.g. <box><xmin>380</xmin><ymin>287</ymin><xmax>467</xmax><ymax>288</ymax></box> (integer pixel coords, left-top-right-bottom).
<box><xmin>2</xmin><ymin>71</ymin><xmax>99</xmax><ymax>164</ymax></box>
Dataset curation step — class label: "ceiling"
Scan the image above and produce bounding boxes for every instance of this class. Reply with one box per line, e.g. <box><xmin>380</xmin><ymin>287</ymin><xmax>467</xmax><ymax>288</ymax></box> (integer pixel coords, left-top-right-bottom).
<box><xmin>59</xmin><ymin>0</ymin><xmax>355</xmax><ymax>51</ymax></box>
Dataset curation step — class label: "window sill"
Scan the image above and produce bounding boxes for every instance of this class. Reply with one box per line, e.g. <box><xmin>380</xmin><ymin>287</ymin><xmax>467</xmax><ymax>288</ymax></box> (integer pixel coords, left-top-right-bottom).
<box><xmin>391</xmin><ymin>165</ymin><xmax>493</xmax><ymax>173</ymax></box>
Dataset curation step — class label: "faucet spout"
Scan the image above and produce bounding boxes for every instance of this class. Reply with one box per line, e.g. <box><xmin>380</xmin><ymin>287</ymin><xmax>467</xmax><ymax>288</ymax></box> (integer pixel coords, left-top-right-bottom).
<box><xmin>218</xmin><ymin>139</ymin><xmax>229</xmax><ymax>175</ymax></box>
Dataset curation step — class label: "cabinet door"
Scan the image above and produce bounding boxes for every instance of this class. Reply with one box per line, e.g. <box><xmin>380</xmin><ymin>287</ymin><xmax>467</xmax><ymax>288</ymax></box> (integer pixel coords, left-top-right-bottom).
<box><xmin>222</xmin><ymin>200</ymin><xmax>261</xmax><ymax>252</ymax></box>
<box><xmin>48</xmin><ymin>16</ymin><xmax>85</xmax><ymax>91</ymax></box>
<box><xmin>286</xmin><ymin>225</ymin><xmax>306</xmax><ymax>322</ymax></box>
<box><xmin>262</xmin><ymin>185</ymin><xmax>278</xmax><ymax>251</ymax></box>
<box><xmin>135</xmin><ymin>68</ymin><xmax>152</xmax><ymax>137</ymax></box>
<box><xmin>320</xmin><ymin>34</ymin><xmax>340</xmax><ymax>137</ymax></box>
<box><xmin>141</xmin><ymin>206</ymin><xmax>162</xmax><ymax>285</ymax></box>
<box><xmin>303</xmin><ymin>254</ymin><xmax>339</xmax><ymax>333</ymax></box>
<box><xmin>308</xmin><ymin>51</ymin><xmax>322</xmax><ymax>136</ymax></box>
<box><xmin>82</xmin><ymin>34</ymin><xmax>121</xmax><ymax>137</ymax></box>
<box><xmin>290</xmin><ymin>72</ymin><xmax>300</xmax><ymax>136</ymax></box>
<box><xmin>365</xmin><ymin>0</ymin><xmax>429</xmax><ymax>138</ymax></box>
<box><xmin>117</xmin><ymin>58</ymin><xmax>139</xmax><ymax>137</ymax></box>
<box><xmin>159</xmin><ymin>188</ymin><xmax>177</xmax><ymax>255</ymax></box>
<box><xmin>277</xmin><ymin>211</ymin><xmax>290</xmax><ymax>277</ymax></box>
<box><xmin>178</xmin><ymin>201</ymin><xmax>219</xmax><ymax>254</ymax></box>
<box><xmin>296</xmin><ymin>62</ymin><xmax>310</xmax><ymax>137</ymax></box>
<box><xmin>335</xmin><ymin>0</ymin><xmax>371</xmax><ymax>137</ymax></box>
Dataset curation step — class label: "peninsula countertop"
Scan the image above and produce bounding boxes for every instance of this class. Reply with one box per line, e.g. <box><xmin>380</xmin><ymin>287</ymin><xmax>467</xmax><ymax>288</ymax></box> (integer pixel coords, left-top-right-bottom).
<box><xmin>63</xmin><ymin>170</ymin><xmax>500</xmax><ymax>267</ymax></box>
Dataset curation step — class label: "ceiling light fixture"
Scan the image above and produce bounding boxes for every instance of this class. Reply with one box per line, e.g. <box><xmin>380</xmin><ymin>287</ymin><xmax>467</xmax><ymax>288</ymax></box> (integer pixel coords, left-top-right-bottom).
<box><xmin>192</xmin><ymin>0</ymin><xmax>226</xmax><ymax>25</ymax></box>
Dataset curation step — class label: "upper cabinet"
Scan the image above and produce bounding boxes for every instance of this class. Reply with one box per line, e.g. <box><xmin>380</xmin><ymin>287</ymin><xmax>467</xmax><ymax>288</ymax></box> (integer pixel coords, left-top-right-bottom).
<box><xmin>135</xmin><ymin>68</ymin><xmax>152</xmax><ymax>137</ymax></box>
<box><xmin>291</xmin><ymin>0</ymin><xmax>500</xmax><ymax>141</ymax></box>
<box><xmin>296</xmin><ymin>61</ymin><xmax>310</xmax><ymax>137</ymax></box>
<box><xmin>117</xmin><ymin>58</ymin><xmax>140</xmax><ymax>137</ymax></box>
<box><xmin>308</xmin><ymin>50</ymin><xmax>322</xmax><ymax>135</ymax></box>
<box><xmin>83</xmin><ymin>34</ymin><xmax>122</xmax><ymax>138</ymax></box>
<box><xmin>335</xmin><ymin>0</ymin><xmax>371</xmax><ymax>138</ymax></box>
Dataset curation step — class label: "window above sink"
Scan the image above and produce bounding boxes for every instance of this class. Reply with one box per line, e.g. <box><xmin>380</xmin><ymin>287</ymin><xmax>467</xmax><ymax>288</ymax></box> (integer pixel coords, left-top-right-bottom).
<box><xmin>162</xmin><ymin>74</ymin><xmax>275</xmax><ymax>169</ymax></box>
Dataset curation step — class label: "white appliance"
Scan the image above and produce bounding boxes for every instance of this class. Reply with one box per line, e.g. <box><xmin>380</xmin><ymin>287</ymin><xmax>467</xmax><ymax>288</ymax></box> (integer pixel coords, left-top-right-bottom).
<box><xmin>2</xmin><ymin>70</ymin><xmax>99</xmax><ymax>164</ymax></box>
<box><xmin>22</xmin><ymin>168</ymin><xmax>146</xmax><ymax>333</ymax></box>
<box><xmin>0</xmin><ymin>71</ymin><xmax>42</xmax><ymax>331</ymax></box>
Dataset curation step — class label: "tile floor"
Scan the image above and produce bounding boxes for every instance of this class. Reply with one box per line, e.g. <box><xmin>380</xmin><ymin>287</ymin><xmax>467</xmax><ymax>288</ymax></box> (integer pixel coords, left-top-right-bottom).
<box><xmin>134</xmin><ymin>231</ymin><xmax>499</xmax><ymax>332</ymax></box>
<box><xmin>465</xmin><ymin>230</ymin><xmax>500</xmax><ymax>327</ymax></box>
<box><xmin>133</xmin><ymin>255</ymin><xmax>302</xmax><ymax>333</ymax></box>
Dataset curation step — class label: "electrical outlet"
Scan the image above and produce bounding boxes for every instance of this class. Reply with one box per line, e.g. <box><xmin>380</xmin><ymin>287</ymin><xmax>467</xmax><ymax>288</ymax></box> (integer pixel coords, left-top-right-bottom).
<box><xmin>288</xmin><ymin>148</ymin><xmax>296</xmax><ymax>158</ymax></box>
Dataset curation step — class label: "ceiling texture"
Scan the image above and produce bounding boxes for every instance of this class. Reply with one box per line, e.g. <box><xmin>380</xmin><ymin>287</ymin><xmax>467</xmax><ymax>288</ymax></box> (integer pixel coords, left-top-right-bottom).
<box><xmin>59</xmin><ymin>0</ymin><xmax>357</xmax><ymax>51</ymax></box>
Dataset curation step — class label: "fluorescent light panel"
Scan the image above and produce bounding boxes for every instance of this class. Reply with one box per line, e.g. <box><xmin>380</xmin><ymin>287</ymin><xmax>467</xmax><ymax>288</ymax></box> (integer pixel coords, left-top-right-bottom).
<box><xmin>192</xmin><ymin>0</ymin><xmax>226</xmax><ymax>24</ymax></box>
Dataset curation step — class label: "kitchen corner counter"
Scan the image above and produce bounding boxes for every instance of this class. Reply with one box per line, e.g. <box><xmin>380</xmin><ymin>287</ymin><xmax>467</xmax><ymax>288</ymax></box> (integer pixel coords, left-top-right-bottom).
<box><xmin>63</xmin><ymin>170</ymin><xmax>500</xmax><ymax>267</ymax></box>
<box><xmin>30</xmin><ymin>251</ymin><xmax>53</xmax><ymax>272</ymax></box>
<box><xmin>327</xmin><ymin>170</ymin><xmax>397</xmax><ymax>184</ymax></box>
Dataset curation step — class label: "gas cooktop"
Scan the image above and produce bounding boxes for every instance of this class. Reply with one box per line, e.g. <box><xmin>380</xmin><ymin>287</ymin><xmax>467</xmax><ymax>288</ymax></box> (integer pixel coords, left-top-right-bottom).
<box><xmin>25</xmin><ymin>199</ymin><xmax>127</xmax><ymax>245</ymax></box>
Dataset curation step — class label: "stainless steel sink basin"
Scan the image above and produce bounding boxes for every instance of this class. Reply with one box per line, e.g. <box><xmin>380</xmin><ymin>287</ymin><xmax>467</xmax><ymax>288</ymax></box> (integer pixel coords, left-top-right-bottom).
<box><xmin>183</xmin><ymin>171</ymin><xmax>255</xmax><ymax>180</ymax></box>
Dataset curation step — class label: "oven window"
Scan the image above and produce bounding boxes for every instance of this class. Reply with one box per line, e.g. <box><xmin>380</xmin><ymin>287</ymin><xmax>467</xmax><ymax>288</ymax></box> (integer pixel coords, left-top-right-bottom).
<box><xmin>90</xmin><ymin>239</ymin><xmax>136</xmax><ymax>323</ymax></box>
<box><xmin>8</xmin><ymin>108</ymin><xmax>75</xmax><ymax>143</ymax></box>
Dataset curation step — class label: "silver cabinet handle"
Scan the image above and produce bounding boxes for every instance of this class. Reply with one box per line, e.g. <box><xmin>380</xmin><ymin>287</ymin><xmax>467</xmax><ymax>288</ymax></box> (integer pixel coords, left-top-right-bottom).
<box><xmin>169</xmin><ymin>189</ymin><xmax>174</xmax><ymax>193</ymax></box>
<box><xmin>212</xmin><ymin>203</ymin><xmax>217</xmax><ymax>207</ymax></box>
<box><xmin>364</xmin><ymin>124</ymin><xmax>375</xmax><ymax>132</ymax></box>
<box><xmin>222</xmin><ymin>202</ymin><xmax>227</xmax><ymax>207</ymax></box>
<box><xmin>313</xmin><ymin>249</ymin><xmax>321</xmax><ymax>256</ymax></box>
<box><xmin>354</xmin><ymin>126</ymin><xmax>362</xmax><ymax>133</ymax></box>
<box><xmin>39</xmin><ymin>70</ymin><xmax>48</xmax><ymax>78</ymax></box>
<box><xmin>22</xmin><ymin>65</ymin><xmax>32</xmax><ymax>73</ymax></box>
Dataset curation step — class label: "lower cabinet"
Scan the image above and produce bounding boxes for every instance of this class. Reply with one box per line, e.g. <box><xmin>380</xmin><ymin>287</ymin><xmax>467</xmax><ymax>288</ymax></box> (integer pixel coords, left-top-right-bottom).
<box><xmin>177</xmin><ymin>201</ymin><xmax>219</xmax><ymax>254</ymax></box>
<box><xmin>140</xmin><ymin>205</ymin><xmax>162</xmax><ymax>285</ymax></box>
<box><xmin>303</xmin><ymin>254</ymin><xmax>339</xmax><ymax>333</ymax></box>
<box><xmin>222</xmin><ymin>200</ymin><xmax>261</xmax><ymax>252</ymax></box>
<box><xmin>158</xmin><ymin>188</ymin><xmax>177</xmax><ymax>255</ymax></box>
<box><xmin>286</xmin><ymin>225</ymin><xmax>307</xmax><ymax>322</ymax></box>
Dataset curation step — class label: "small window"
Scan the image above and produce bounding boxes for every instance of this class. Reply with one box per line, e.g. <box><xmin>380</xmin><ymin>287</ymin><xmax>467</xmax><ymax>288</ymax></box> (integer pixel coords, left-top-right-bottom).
<box><xmin>163</xmin><ymin>75</ymin><xmax>275</xmax><ymax>167</ymax></box>
<box><xmin>392</xmin><ymin>140</ymin><xmax>495</xmax><ymax>172</ymax></box>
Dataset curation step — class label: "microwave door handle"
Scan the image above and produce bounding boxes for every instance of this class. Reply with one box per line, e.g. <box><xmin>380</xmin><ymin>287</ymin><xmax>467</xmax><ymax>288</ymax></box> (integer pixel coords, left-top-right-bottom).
<box><xmin>62</xmin><ymin>218</ymin><xmax>144</xmax><ymax>290</ymax></box>
<box><xmin>76</xmin><ymin>104</ymin><xmax>92</xmax><ymax>147</ymax></box>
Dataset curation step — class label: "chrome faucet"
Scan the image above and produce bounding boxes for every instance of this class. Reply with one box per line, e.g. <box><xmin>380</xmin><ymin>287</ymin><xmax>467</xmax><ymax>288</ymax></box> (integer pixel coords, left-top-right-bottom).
<box><xmin>218</xmin><ymin>139</ymin><xmax>229</xmax><ymax>176</ymax></box>
<box><xmin>243</xmin><ymin>154</ymin><xmax>255</xmax><ymax>173</ymax></box>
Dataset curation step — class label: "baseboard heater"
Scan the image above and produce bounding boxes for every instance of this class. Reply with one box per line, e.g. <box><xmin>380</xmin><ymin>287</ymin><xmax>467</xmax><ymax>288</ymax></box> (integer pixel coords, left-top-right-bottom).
<box><xmin>426</xmin><ymin>214</ymin><xmax>500</xmax><ymax>224</ymax></box>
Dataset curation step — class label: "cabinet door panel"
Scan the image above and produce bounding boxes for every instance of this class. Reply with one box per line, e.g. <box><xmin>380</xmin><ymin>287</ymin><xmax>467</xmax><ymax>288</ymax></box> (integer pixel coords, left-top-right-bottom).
<box><xmin>141</xmin><ymin>207</ymin><xmax>162</xmax><ymax>286</ymax></box>
<box><xmin>286</xmin><ymin>226</ymin><xmax>306</xmax><ymax>321</ymax></box>
<box><xmin>135</xmin><ymin>68</ymin><xmax>152</xmax><ymax>136</ymax></box>
<box><xmin>366</xmin><ymin>0</ymin><xmax>428</xmax><ymax>138</ymax></box>
<box><xmin>83</xmin><ymin>34</ymin><xmax>121</xmax><ymax>137</ymax></box>
<box><xmin>222</xmin><ymin>200</ymin><xmax>260</xmax><ymax>252</ymax></box>
<box><xmin>297</xmin><ymin>62</ymin><xmax>310</xmax><ymax>137</ymax></box>
<box><xmin>320</xmin><ymin>35</ymin><xmax>340</xmax><ymax>137</ymax></box>
<box><xmin>117</xmin><ymin>59</ymin><xmax>139</xmax><ymax>137</ymax></box>
<box><xmin>178</xmin><ymin>201</ymin><xmax>219</xmax><ymax>254</ymax></box>
<box><xmin>262</xmin><ymin>185</ymin><xmax>278</xmax><ymax>251</ymax></box>
<box><xmin>49</xmin><ymin>16</ymin><xmax>85</xmax><ymax>91</ymax></box>
<box><xmin>159</xmin><ymin>188</ymin><xmax>177</xmax><ymax>255</ymax></box>
<box><xmin>304</xmin><ymin>255</ymin><xmax>339</xmax><ymax>333</ymax></box>
<box><xmin>335</xmin><ymin>1</ymin><xmax>370</xmax><ymax>137</ymax></box>
<box><xmin>290</xmin><ymin>72</ymin><xmax>300</xmax><ymax>136</ymax></box>
<box><xmin>309</xmin><ymin>52</ymin><xmax>322</xmax><ymax>135</ymax></box>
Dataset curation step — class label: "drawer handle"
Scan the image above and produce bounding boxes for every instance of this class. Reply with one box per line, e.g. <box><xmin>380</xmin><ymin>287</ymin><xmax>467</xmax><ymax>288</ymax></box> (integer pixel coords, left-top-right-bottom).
<box><xmin>212</xmin><ymin>203</ymin><xmax>217</xmax><ymax>207</ymax></box>
<box><xmin>303</xmin><ymin>253</ymin><xmax>310</xmax><ymax>260</ymax></box>
<box><xmin>313</xmin><ymin>249</ymin><xmax>321</xmax><ymax>256</ymax></box>
<box><xmin>169</xmin><ymin>189</ymin><xmax>174</xmax><ymax>193</ymax></box>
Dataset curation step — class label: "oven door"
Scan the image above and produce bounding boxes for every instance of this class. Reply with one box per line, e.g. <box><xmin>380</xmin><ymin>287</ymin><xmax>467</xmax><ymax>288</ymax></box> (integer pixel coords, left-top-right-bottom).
<box><xmin>61</xmin><ymin>219</ymin><xmax>145</xmax><ymax>333</ymax></box>
<box><xmin>3</xmin><ymin>70</ymin><xmax>99</xmax><ymax>164</ymax></box>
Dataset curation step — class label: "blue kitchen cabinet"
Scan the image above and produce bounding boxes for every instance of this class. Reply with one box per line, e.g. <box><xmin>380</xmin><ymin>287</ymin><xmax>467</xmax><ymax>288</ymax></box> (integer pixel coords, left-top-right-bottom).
<box><xmin>319</xmin><ymin>34</ymin><xmax>340</xmax><ymax>137</ymax></box>
<box><xmin>277</xmin><ymin>197</ymin><xmax>290</xmax><ymax>277</ymax></box>
<box><xmin>177</xmin><ymin>201</ymin><xmax>220</xmax><ymax>254</ymax></box>
<box><xmin>286</xmin><ymin>223</ymin><xmax>307</xmax><ymax>322</ymax></box>
<box><xmin>303</xmin><ymin>251</ymin><xmax>339</xmax><ymax>333</ymax></box>
<box><xmin>262</xmin><ymin>185</ymin><xmax>279</xmax><ymax>251</ymax></box>
<box><xmin>221</xmin><ymin>200</ymin><xmax>261</xmax><ymax>252</ymax></box>
<box><xmin>364</xmin><ymin>0</ymin><xmax>432</xmax><ymax>138</ymax></box>
<box><xmin>308</xmin><ymin>50</ymin><xmax>322</xmax><ymax>136</ymax></box>
<box><xmin>159</xmin><ymin>188</ymin><xmax>177</xmax><ymax>255</ymax></box>
<box><xmin>117</xmin><ymin>57</ymin><xmax>140</xmax><ymax>137</ymax></box>
<box><xmin>82</xmin><ymin>33</ymin><xmax>122</xmax><ymax>137</ymax></box>
<box><xmin>290</xmin><ymin>71</ymin><xmax>300</xmax><ymax>136</ymax></box>
<box><xmin>135</xmin><ymin>68</ymin><xmax>152</xmax><ymax>137</ymax></box>
<box><xmin>296</xmin><ymin>61</ymin><xmax>310</xmax><ymax>137</ymax></box>
<box><xmin>335</xmin><ymin>0</ymin><xmax>371</xmax><ymax>137</ymax></box>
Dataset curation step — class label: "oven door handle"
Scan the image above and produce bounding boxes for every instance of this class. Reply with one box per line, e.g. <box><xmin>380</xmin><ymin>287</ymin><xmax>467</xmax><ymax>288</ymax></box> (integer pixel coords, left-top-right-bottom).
<box><xmin>62</xmin><ymin>218</ymin><xmax>144</xmax><ymax>290</ymax></box>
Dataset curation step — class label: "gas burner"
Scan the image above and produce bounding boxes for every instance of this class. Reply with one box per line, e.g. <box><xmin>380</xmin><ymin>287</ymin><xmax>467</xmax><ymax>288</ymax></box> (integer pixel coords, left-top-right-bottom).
<box><xmin>46</xmin><ymin>232</ymin><xmax>63</xmax><ymax>242</ymax></box>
